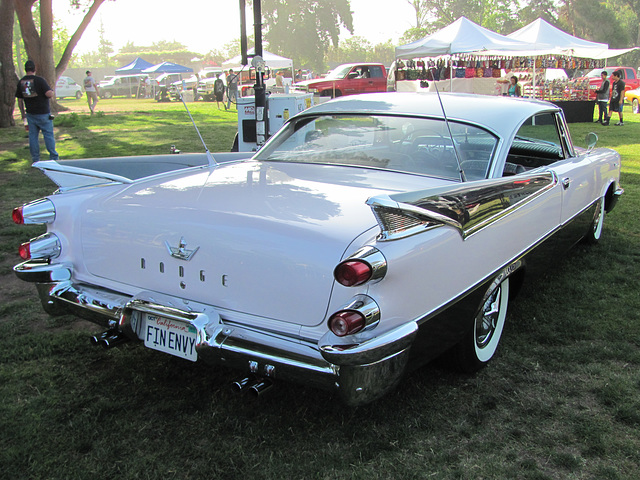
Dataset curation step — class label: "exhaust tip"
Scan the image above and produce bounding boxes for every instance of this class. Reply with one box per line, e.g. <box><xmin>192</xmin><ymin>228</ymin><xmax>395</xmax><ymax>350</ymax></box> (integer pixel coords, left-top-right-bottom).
<box><xmin>231</xmin><ymin>376</ymin><xmax>256</xmax><ymax>393</ymax></box>
<box><xmin>249</xmin><ymin>379</ymin><xmax>274</xmax><ymax>397</ymax></box>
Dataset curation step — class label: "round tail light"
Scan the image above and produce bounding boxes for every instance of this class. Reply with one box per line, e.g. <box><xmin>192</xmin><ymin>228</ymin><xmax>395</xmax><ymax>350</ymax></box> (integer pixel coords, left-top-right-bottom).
<box><xmin>19</xmin><ymin>242</ymin><xmax>31</xmax><ymax>260</ymax></box>
<box><xmin>328</xmin><ymin>310</ymin><xmax>366</xmax><ymax>337</ymax></box>
<box><xmin>334</xmin><ymin>260</ymin><xmax>372</xmax><ymax>287</ymax></box>
<box><xmin>12</xmin><ymin>207</ymin><xmax>24</xmax><ymax>225</ymax></box>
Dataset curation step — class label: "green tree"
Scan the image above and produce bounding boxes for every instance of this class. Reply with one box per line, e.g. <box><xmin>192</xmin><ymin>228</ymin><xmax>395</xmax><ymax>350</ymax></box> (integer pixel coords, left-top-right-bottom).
<box><xmin>10</xmin><ymin>0</ymin><xmax>109</xmax><ymax>114</ymax></box>
<box><xmin>1</xmin><ymin>0</ymin><xmax>17</xmax><ymax>127</ymax></box>
<box><xmin>262</xmin><ymin>0</ymin><xmax>354</xmax><ymax>72</ymax></box>
<box><xmin>326</xmin><ymin>37</ymin><xmax>395</xmax><ymax>66</ymax></box>
<box><xmin>96</xmin><ymin>18</ymin><xmax>114</xmax><ymax>66</ymax></box>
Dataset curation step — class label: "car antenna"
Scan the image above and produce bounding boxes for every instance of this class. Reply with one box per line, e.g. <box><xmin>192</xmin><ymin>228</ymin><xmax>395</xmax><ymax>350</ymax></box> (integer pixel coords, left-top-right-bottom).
<box><xmin>430</xmin><ymin>72</ymin><xmax>466</xmax><ymax>182</ymax></box>
<box><xmin>179</xmin><ymin>91</ymin><xmax>217</xmax><ymax>167</ymax></box>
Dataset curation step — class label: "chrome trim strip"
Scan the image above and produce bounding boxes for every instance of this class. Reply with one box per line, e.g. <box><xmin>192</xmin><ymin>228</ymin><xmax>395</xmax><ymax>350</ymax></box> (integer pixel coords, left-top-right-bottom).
<box><xmin>413</xmin><ymin>195</ymin><xmax>601</xmax><ymax>328</ymax></box>
<box><xmin>368</xmin><ymin>171</ymin><xmax>558</xmax><ymax>241</ymax></box>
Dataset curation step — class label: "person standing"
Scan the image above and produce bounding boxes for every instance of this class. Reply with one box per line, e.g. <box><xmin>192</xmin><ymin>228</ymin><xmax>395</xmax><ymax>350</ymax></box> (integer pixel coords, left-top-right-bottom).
<box><xmin>507</xmin><ymin>76</ymin><xmax>521</xmax><ymax>97</ymax></box>
<box><xmin>83</xmin><ymin>70</ymin><xmax>99</xmax><ymax>114</ymax></box>
<box><xmin>226</xmin><ymin>69</ymin><xmax>238</xmax><ymax>110</ymax></box>
<box><xmin>604</xmin><ymin>70</ymin><xmax>625</xmax><ymax>126</ymax></box>
<box><xmin>15</xmin><ymin>59</ymin><xmax>59</xmax><ymax>163</ymax></box>
<box><xmin>213</xmin><ymin>73</ymin><xmax>225</xmax><ymax>110</ymax></box>
<box><xmin>594</xmin><ymin>71</ymin><xmax>610</xmax><ymax>124</ymax></box>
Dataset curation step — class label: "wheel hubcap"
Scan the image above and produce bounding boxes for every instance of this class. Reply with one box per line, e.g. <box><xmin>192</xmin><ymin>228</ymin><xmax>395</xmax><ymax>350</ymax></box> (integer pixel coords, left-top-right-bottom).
<box><xmin>476</xmin><ymin>287</ymin><xmax>501</xmax><ymax>348</ymax></box>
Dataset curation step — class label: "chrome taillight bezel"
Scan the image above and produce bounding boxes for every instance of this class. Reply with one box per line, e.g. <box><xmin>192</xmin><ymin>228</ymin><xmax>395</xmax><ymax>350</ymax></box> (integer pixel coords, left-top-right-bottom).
<box><xmin>328</xmin><ymin>294</ymin><xmax>380</xmax><ymax>337</ymax></box>
<box><xmin>13</xmin><ymin>198</ymin><xmax>56</xmax><ymax>225</ymax></box>
<box><xmin>23</xmin><ymin>233</ymin><xmax>61</xmax><ymax>260</ymax></box>
<box><xmin>334</xmin><ymin>246</ymin><xmax>387</xmax><ymax>287</ymax></box>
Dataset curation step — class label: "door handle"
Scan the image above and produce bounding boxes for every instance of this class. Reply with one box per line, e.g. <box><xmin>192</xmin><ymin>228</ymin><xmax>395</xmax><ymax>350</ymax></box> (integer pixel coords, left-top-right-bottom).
<box><xmin>562</xmin><ymin>177</ymin><xmax>571</xmax><ymax>189</ymax></box>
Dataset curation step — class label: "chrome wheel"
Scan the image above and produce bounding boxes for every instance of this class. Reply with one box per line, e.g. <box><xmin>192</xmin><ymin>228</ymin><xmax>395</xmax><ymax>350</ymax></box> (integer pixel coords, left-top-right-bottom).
<box><xmin>584</xmin><ymin>197</ymin><xmax>605</xmax><ymax>244</ymax></box>
<box><xmin>448</xmin><ymin>271</ymin><xmax>511</xmax><ymax>372</ymax></box>
<box><xmin>474</xmin><ymin>277</ymin><xmax>509</xmax><ymax>362</ymax></box>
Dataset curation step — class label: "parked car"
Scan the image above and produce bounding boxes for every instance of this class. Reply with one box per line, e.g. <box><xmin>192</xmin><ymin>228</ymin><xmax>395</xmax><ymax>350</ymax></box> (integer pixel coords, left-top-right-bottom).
<box><xmin>99</xmin><ymin>74</ymin><xmax>149</xmax><ymax>98</ymax></box>
<box><xmin>168</xmin><ymin>74</ymin><xmax>200</xmax><ymax>99</ymax></box>
<box><xmin>153</xmin><ymin>73</ymin><xmax>184</xmax><ymax>102</ymax></box>
<box><xmin>625</xmin><ymin>87</ymin><xmax>640</xmax><ymax>113</ymax></box>
<box><xmin>12</xmin><ymin>92</ymin><xmax>623</xmax><ymax>406</ymax></box>
<box><xmin>294</xmin><ymin>63</ymin><xmax>387</xmax><ymax>97</ymax></box>
<box><xmin>55</xmin><ymin>76</ymin><xmax>82</xmax><ymax>99</ymax></box>
<box><xmin>196</xmin><ymin>68</ymin><xmax>225</xmax><ymax>101</ymax></box>
<box><xmin>574</xmin><ymin>66</ymin><xmax>640</xmax><ymax>100</ymax></box>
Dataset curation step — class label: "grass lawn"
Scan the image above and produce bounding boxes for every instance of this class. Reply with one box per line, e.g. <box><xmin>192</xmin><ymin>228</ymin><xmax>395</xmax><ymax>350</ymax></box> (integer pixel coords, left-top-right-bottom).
<box><xmin>1</xmin><ymin>97</ymin><xmax>639</xmax><ymax>479</ymax></box>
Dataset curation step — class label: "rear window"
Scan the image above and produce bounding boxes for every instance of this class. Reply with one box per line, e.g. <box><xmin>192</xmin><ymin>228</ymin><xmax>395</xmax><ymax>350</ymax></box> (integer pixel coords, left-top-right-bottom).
<box><xmin>370</xmin><ymin>66</ymin><xmax>384</xmax><ymax>78</ymax></box>
<box><xmin>255</xmin><ymin>114</ymin><xmax>498</xmax><ymax>181</ymax></box>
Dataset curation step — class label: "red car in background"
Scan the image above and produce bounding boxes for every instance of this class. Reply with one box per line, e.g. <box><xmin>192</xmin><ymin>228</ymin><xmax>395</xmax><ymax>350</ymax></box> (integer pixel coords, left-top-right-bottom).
<box><xmin>294</xmin><ymin>63</ymin><xmax>387</xmax><ymax>98</ymax></box>
<box><xmin>575</xmin><ymin>66</ymin><xmax>640</xmax><ymax>100</ymax></box>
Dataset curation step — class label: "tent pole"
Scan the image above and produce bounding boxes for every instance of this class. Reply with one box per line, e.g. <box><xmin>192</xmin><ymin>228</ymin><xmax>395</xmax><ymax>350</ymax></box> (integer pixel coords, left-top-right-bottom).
<box><xmin>532</xmin><ymin>56</ymin><xmax>536</xmax><ymax>99</ymax></box>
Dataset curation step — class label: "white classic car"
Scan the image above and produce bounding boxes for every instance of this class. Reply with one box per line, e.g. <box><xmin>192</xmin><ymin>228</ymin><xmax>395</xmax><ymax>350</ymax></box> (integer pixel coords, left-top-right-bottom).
<box><xmin>13</xmin><ymin>93</ymin><xmax>623</xmax><ymax>406</ymax></box>
<box><xmin>55</xmin><ymin>76</ymin><xmax>83</xmax><ymax>99</ymax></box>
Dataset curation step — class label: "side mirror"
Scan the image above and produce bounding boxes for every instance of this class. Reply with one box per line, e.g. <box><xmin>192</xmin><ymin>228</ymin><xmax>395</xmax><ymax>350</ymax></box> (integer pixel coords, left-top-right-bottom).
<box><xmin>585</xmin><ymin>132</ymin><xmax>598</xmax><ymax>153</ymax></box>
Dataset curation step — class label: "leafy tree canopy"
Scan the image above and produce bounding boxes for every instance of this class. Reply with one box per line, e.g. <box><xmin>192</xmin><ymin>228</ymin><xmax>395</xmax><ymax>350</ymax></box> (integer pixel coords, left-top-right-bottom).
<box><xmin>262</xmin><ymin>0</ymin><xmax>354</xmax><ymax>72</ymax></box>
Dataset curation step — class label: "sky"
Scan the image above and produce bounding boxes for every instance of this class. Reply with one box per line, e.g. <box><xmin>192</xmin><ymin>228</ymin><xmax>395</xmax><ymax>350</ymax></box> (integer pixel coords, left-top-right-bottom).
<box><xmin>52</xmin><ymin>0</ymin><xmax>417</xmax><ymax>57</ymax></box>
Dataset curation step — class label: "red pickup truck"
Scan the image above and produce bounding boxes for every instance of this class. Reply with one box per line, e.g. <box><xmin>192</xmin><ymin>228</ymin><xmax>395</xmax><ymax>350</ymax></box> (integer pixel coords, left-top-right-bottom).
<box><xmin>575</xmin><ymin>66</ymin><xmax>640</xmax><ymax>100</ymax></box>
<box><xmin>294</xmin><ymin>63</ymin><xmax>387</xmax><ymax>98</ymax></box>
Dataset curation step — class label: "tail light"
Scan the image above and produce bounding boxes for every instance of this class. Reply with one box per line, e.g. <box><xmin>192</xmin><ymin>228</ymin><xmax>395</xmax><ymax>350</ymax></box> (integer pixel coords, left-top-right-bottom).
<box><xmin>19</xmin><ymin>233</ymin><xmax>61</xmax><ymax>260</ymax></box>
<box><xmin>329</xmin><ymin>311</ymin><xmax>365</xmax><ymax>336</ymax></box>
<box><xmin>328</xmin><ymin>295</ymin><xmax>380</xmax><ymax>337</ymax></box>
<box><xmin>18</xmin><ymin>242</ymin><xmax>31</xmax><ymax>260</ymax></box>
<box><xmin>12</xmin><ymin>199</ymin><xmax>55</xmax><ymax>225</ymax></box>
<box><xmin>334</xmin><ymin>246</ymin><xmax>387</xmax><ymax>287</ymax></box>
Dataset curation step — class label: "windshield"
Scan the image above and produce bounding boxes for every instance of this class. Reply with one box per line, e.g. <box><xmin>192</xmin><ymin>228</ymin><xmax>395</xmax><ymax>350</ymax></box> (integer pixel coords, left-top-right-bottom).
<box><xmin>325</xmin><ymin>65</ymin><xmax>354</xmax><ymax>80</ymax></box>
<box><xmin>254</xmin><ymin>114</ymin><xmax>498</xmax><ymax>181</ymax></box>
<box><xmin>585</xmin><ymin>68</ymin><xmax>615</xmax><ymax>78</ymax></box>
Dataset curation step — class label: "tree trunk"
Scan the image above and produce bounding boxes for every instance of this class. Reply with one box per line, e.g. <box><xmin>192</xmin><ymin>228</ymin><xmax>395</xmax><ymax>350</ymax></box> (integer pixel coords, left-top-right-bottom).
<box><xmin>0</xmin><ymin>0</ymin><xmax>17</xmax><ymax>128</ymax></box>
<box><xmin>15</xmin><ymin>0</ymin><xmax>107</xmax><ymax>113</ymax></box>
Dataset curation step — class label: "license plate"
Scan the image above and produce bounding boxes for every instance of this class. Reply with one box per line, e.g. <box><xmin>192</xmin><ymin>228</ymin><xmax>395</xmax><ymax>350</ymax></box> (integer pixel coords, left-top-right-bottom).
<box><xmin>143</xmin><ymin>314</ymin><xmax>198</xmax><ymax>362</ymax></box>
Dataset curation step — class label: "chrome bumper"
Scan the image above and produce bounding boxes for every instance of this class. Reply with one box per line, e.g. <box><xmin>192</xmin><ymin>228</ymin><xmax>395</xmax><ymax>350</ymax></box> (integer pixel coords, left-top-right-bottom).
<box><xmin>15</xmin><ymin>261</ymin><xmax>417</xmax><ymax>406</ymax></box>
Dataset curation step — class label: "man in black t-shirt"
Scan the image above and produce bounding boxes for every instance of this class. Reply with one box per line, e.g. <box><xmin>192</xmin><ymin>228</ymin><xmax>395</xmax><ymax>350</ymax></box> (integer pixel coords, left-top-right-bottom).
<box><xmin>604</xmin><ymin>70</ymin><xmax>626</xmax><ymax>126</ymax></box>
<box><xmin>15</xmin><ymin>60</ymin><xmax>59</xmax><ymax>162</ymax></box>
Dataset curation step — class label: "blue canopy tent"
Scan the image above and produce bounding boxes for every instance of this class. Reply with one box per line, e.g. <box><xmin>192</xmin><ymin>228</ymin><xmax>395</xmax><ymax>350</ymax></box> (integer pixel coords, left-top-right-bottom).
<box><xmin>142</xmin><ymin>62</ymin><xmax>194</xmax><ymax>74</ymax></box>
<box><xmin>115</xmin><ymin>57</ymin><xmax>155</xmax><ymax>74</ymax></box>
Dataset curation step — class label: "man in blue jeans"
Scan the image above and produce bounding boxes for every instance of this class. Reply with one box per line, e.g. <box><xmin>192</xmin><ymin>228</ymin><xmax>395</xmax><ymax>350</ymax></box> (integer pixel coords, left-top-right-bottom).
<box><xmin>15</xmin><ymin>59</ymin><xmax>59</xmax><ymax>162</ymax></box>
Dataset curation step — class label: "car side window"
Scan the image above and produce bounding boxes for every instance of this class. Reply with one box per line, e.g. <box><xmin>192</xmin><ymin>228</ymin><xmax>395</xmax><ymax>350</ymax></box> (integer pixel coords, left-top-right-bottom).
<box><xmin>626</xmin><ymin>68</ymin><xmax>636</xmax><ymax>80</ymax></box>
<box><xmin>504</xmin><ymin>112</ymin><xmax>565</xmax><ymax>175</ymax></box>
<box><xmin>370</xmin><ymin>66</ymin><xmax>384</xmax><ymax>78</ymax></box>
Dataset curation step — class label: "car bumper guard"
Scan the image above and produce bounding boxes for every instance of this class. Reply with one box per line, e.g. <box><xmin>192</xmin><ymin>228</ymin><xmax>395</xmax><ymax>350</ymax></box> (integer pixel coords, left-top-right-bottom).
<box><xmin>15</xmin><ymin>261</ymin><xmax>417</xmax><ymax>405</ymax></box>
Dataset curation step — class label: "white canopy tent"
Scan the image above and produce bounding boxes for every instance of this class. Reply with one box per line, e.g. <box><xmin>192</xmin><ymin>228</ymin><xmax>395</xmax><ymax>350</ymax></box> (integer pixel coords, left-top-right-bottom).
<box><xmin>395</xmin><ymin>16</ymin><xmax>534</xmax><ymax>59</ymax></box>
<box><xmin>394</xmin><ymin>17</ymin><xmax>638</xmax><ymax>96</ymax></box>
<box><xmin>222</xmin><ymin>49</ymin><xmax>293</xmax><ymax>70</ymax></box>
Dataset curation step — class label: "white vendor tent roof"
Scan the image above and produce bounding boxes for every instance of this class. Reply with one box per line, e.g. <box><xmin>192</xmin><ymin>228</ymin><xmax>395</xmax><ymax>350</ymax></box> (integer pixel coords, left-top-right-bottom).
<box><xmin>223</xmin><ymin>49</ymin><xmax>293</xmax><ymax>69</ymax></box>
<box><xmin>395</xmin><ymin>17</ymin><xmax>534</xmax><ymax>59</ymax></box>
<box><xmin>508</xmin><ymin>18</ymin><xmax>608</xmax><ymax>51</ymax></box>
<box><xmin>494</xmin><ymin>18</ymin><xmax>637</xmax><ymax>58</ymax></box>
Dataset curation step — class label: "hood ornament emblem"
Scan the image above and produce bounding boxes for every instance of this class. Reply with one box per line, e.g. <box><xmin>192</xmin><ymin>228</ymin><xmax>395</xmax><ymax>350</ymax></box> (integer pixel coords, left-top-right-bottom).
<box><xmin>165</xmin><ymin>236</ymin><xmax>200</xmax><ymax>261</ymax></box>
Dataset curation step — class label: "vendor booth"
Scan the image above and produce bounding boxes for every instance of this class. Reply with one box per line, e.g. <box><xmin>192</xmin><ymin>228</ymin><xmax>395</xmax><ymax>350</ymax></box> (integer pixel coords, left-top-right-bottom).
<box><xmin>393</xmin><ymin>17</ymin><xmax>637</xmax><ymax>122</ymax></box>
<box><xmin>115</xmin><ymin>57</ymin><xmax>155</xmax><ymax>74</ymax></box>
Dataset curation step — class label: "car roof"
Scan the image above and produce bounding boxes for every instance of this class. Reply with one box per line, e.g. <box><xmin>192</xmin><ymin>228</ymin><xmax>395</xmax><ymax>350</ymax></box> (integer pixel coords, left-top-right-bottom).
<box><xmin>301</xmin><ymin>92</ymin><xmax>561</xmax><ymax>139</ymax></box>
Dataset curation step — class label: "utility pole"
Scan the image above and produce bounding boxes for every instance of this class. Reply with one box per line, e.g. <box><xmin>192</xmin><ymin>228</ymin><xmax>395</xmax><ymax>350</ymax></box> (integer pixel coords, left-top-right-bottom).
<box><xmin>238</xmin><ymin>0</ymin><xmax>269</xmax><ymax>147</ymax></box>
